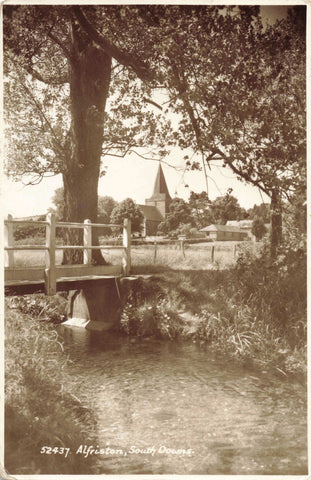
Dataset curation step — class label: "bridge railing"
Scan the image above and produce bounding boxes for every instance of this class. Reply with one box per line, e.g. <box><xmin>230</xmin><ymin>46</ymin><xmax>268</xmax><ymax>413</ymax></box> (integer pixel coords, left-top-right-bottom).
<box><xmin>4</xmin><ymin>213</ymin><xmax>131</xmax><ymax>295</ymax></box>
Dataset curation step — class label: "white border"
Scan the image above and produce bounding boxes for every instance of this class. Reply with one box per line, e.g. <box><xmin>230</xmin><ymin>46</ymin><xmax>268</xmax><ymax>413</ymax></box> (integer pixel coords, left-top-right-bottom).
<box><xmin>1</xmin><ymin>2</ymin><xmax>309</xmax><ymax>480</ymax></box>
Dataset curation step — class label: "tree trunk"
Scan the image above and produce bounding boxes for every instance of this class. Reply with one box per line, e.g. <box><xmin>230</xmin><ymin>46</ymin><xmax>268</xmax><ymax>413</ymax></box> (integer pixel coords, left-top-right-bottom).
<box><xmin>62</xmin><ymin>25</ymin><xmax>112</xmax><ymax>265</ymax></box>
<box><xmin>270</xmin><ymin>189</ymin><xmax>282</xmax><ymax>259</ymax></box>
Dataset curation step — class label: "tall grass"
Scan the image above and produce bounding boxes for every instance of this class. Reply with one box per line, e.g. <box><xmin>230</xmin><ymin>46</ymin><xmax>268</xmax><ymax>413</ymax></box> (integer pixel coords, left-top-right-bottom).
<box><xmin>119</xmin><ymin>244</ymin><xmax>307</xmax><ymax>377</ymax></box>
<box><xmin>5</xmin><ymin>306</ymin><xmax>100</xmax><ymax>475</ymax></box>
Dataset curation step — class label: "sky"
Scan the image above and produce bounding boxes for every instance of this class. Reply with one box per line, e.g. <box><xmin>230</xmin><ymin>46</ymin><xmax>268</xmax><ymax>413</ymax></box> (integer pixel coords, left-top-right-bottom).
<box><xmin>3</xmin><ymin>151</ymin><xmax>270</xmax><ymax>218</ymax></box>
<box><xmin>1</xmin><ymin>4</ymin><xmax>292</xmax><ymax>218</ymax></box>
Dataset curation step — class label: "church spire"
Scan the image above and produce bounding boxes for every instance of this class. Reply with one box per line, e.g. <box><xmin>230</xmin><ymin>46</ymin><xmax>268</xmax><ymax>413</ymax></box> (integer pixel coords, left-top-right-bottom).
<box><xmin>145</xmin><ymin>162</ymin><xmax>172</xmax><ymax>218</ymax></box>
<box><xmin>152</xmin><ymin>163</ymin><xmax>171</xmax><ymax>199</ymax></box>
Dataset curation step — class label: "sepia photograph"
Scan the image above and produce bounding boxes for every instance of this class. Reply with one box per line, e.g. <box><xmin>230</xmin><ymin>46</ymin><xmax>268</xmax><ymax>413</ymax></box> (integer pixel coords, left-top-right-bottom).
<box><xmin>1</xmin><ymin>2</ymin><xmax>308</xmax><ymax>477</ymax></box>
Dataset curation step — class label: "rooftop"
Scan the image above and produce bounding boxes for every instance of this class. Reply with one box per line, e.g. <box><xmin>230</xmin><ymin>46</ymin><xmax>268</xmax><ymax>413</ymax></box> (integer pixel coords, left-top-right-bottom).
<box><xmin>200</xmin><ymin>224</ymin><xmax>242</xmax><ymax>233</ymax></box>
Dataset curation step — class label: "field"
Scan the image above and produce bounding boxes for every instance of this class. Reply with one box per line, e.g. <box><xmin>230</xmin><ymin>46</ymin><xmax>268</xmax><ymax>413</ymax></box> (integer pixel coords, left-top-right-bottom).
<box><xmin>9</xmin><ymin>236</ymin><xmax>258</xmax><ymax>271</ymax></box>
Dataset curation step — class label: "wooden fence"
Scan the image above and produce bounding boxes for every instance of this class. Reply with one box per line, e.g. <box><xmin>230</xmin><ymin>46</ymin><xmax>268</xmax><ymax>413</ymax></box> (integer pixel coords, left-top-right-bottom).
<box><xmin>149</xmin><ymin>240</ymin><xmax>239</xmax><ymax>264</ymax></box>
<box><xmin>4</xmin><ymin>213</ymin><xmax>131</xmax><ymax>295</ymax></box>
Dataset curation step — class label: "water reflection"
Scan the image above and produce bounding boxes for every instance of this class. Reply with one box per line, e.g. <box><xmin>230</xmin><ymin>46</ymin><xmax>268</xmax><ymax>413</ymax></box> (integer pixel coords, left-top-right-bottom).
<box><xmin>58</xmin><ymin>325</ymin><xmax>307</xmax><ymax>475</ymax></box>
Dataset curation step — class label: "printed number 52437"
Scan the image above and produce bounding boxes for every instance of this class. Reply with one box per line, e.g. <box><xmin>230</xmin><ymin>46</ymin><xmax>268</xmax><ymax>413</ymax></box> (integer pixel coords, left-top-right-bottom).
<box><xmin>40</xmin><ymin>446</ymin><xmax>70</xmax><ymax>458</ymax></box>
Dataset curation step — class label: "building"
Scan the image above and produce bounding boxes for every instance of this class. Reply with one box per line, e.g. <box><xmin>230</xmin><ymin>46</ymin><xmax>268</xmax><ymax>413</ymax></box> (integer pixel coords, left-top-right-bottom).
<box><xmin>200</xmin><ymin>224</ymin><xmax>248</xmax><ymax>241</ymax></box>
<box><xmin>139</xmin><ymin>163</ymin><xmax>172</xmax><ymax>236</ymax></box>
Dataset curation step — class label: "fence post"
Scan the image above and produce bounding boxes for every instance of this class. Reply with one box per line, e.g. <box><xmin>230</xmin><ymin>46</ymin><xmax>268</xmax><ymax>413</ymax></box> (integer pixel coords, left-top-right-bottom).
<box><xmin>5</xmin><ymin>214</ymin><xmax>14</xmax><ymax>268</ymax></box>
<box><xmin>211</xmin><ymin>245</ymin><xmax>215</xmax><ymax>263</ymax></box>
<box><xmin>234</xmin><ymin>243</ymin><xmax>237</xmax><ymax>259</ymax></box>
<box><xmin>180</xmin><ymin>240</ymin><xmax>185</xmax><ymax>258</ymax></box>
<box><xmin>83</xmin><ymin>219</ymin><xmax>92</xmax><ymax>265</ymax></box>
<box><xmin>45</xmin><ymin>213</ymin><xmax>56</xmax><ymax>295</ymax></box>
<box><xmin>122</xmin><ymin>218</ymin><xmax>131</xmax><ymax>275</ymax></box>
<box><xmin>154</xmin><ymin>241</ymin><xmax>157</xmax><ymax>263</ymax></box>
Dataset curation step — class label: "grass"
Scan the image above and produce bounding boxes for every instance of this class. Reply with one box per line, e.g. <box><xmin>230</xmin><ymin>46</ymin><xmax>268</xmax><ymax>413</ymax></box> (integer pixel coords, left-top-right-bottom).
<box><xmin>10</xmin><ymin>236</ymin><xmax>255</xmax><ymax>270</ymax></box>
<box><xmin>5</xmin><ymin>306</ymin><xmax>101</xmax><ymax>475</ymax></box>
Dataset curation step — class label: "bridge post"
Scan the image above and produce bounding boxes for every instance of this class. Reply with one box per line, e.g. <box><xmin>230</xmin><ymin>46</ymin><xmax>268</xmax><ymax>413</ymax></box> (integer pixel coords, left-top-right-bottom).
<box><xmin>45</xmin><ymin>213</ymin><xmax>56</xmax><ymax>295</ymax></box>
<box><xmin>122</xmin><ymin>218</ymin><xmax>131</xmax><ymax>276</ymax></box>
<box><xmin>83</xmin><ymin>219</ymin><xmax>92</xmax><ymax>265</ymax></box>
<box><xmin>5</xmin><ymin>214</ymin><xmax>14</xmax><ymax>268</ymax></box>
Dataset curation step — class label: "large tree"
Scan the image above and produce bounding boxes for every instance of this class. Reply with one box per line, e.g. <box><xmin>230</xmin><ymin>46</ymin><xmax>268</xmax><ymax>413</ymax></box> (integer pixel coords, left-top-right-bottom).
<box><xmin>188</xmin><ymin>191</ymin><xmax>213</xmax><ymax>229</ymax></box>
<box><xmin>210</xmin><ymin>193</ymin><xmax>247</xmax><ymax>225</ymax></box>
<box><xmin>4</xmin><ymin>5</ymin><xmax>169</xmax><ymax>263</ymax></box>
<box><xmin>158</xmin><ymin>198</ymin><xmax>194</xmax><ymax>234</ymax></box>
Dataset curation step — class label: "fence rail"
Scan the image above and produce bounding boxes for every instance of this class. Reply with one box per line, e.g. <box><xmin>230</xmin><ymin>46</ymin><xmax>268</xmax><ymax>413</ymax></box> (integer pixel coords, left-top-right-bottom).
<box><xmin>4</xmin><ymin>213</ymin><xmax>131</xmax><ymax>295</ymax></box>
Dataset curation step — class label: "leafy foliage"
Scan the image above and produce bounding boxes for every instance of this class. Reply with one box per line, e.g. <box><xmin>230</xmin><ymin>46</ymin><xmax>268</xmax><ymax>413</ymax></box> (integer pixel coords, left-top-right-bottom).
<box><xmin>111</xmin><ymin>198</ymin><xmax>144</xmax><ymax>233</ymax></box>
<box><xmin>13</xmin><ymin>216</ymin><xmax>46</xmax><ymax>241</ymax></box>
<box><xmin>120</xmin><ymin>300</ymin><xmax>184</xmax><ymax>340</ymax></box>
<box><xmin>209</xmin><ymin>192</ymin><xmax>247</xmax><ymax>225</ymax></box>
<box><xmin>188</xmin><ymin>191</ymin><xmax>213</xmax><ymax>229</ymax></box>
<box><xmin>98</xmin><ymin>196</ymin><xmax>118</xmax><ymax>222</ymax></box>
<box><xmin>157</xmin><ymin>198</ymin><xmax>193</xmax><ymax>234</ymax></box>
<box><xmin>251</xmin><ymin>216</ymin><xmax>267</xmax><ymax>241</ymax></box>
<box><xmin>247</xmin><ymin>203</ymin><xmax>270</xmax><ymax>223</ymax></box>
<box><xmin>233</xmin><ymin>244</ymin><xmax>306</xmax><ymax>341</ymax></box>
<box><xmin>160</xmin><ymin>7</ymin><xmax>306</xmax><ymax>201</ymax></box>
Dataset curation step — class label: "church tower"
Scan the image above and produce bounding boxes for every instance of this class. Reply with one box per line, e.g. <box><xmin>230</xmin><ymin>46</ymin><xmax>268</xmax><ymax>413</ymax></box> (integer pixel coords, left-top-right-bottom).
<box><xmin>145</xmin><ymin>163</ymin><xmax>172</xmax><ymax>218</ymax></box>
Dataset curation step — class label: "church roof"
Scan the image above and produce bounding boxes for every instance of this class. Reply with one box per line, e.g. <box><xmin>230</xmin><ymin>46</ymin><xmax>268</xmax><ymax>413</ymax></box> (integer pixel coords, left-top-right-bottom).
<box><xmin>150</xmin><ymin>163</ymin><xmax>172</xmax><ymax>200</ymax></box>
<box><xmin>139</xmin><ymin>204</ymin><xmax>164</xmax><ymax>222</ymax></box>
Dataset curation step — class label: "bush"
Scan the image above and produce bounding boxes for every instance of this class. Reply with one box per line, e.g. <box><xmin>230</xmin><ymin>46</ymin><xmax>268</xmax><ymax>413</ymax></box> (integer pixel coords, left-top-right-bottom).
<box><xmin>6</xmin><ymin>294</ymin><xmax>67</xmax><ymax>324</ymax></box>
<box><xmin>14</xmin><ymin>220</ymin><xmax>46</xmax><ymax>241</ymax></box>
<box><xmin>119</xmin><ymin>280</ymin><xmax>186</xmax><ymax>339</ymax></box>
<box><xmin>120</xmin><ymin>299</ymin><xmax>184</xmax><ymax>340</ymax></box>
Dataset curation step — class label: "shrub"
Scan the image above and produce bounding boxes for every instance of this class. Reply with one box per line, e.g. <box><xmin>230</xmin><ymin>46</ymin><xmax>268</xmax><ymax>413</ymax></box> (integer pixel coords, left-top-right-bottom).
<box><xmin>14</xmin><ymin>221</ymin><xmax>46</xmax><ymax>241</ymax></box>
<box><xmin>120</xmin><ymin>299</ymin><xmax>184</xmax><ymax>340</ymax></box>
<box><xmin>6</xmin><ymin>294</ymin><xmax>67</xmax><ymax>324</ymax></box>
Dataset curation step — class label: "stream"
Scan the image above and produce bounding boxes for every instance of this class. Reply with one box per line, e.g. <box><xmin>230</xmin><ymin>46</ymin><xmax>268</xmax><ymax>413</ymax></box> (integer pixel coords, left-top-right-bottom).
<box><xmin>59</xmin><ymin>326</ymin><xmax>307</xmax><ymax>475</ymax></box>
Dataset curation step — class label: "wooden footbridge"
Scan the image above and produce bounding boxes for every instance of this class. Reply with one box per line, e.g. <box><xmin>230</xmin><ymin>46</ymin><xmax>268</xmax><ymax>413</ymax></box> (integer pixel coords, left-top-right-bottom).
<box><xmin>4</xmin><ymin>214</ymin><xmax>131</xmax><ymax>296</ymax></box>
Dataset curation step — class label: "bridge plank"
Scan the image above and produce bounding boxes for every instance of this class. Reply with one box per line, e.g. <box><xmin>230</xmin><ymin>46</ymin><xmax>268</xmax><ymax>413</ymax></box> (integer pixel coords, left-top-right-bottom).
<box><xmin>5</xmin><ymin>274</ymin><xmax>122</xmax><ymax>296</ymax></box>
<box><xmin>5</xmin><ymin>265</ymin><xmax>122</xmax><ymax>283</ymax></box>
<box><xmin>5</xmin><ymin>267</ymin><xmax>45</xmax><ymax>282</ymax></box>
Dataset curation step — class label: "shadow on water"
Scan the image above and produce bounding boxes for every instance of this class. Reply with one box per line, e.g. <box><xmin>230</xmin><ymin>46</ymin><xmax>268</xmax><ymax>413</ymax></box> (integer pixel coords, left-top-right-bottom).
<box><xmin>58</xmin><ymin>325</ymin><xmax>307</xmax><ymax>475</ymax></box>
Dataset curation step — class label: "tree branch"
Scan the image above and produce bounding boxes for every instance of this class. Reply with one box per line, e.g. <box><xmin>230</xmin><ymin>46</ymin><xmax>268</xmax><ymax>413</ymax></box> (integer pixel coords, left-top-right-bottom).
<box><xmin>72</xmin><ymin>6</ymin><xmax>155</xmax><ymax>82</ymax></box>
<box><xmin>211</xmin><ymin>146</ymin><xmax>271</xmax><ymax>197</ymax></box>
<box><xmin>47</xmin><ymin>30</ymin><xmax>72</xmax><ymax>60</ymax></box>
<box><xmin>26</xmin><ymin>64</ymin><xmax>68</xmax><ymax>85</ymax></box>
<box><xmin>143</xmin><ymin>97</ymin><xmax>163</xmax><ymax>110</ymax></box>
<box><xmin>15</xmin><ymin>72</ymin><xmax>67</xmax><ymax>158</ymax></box>
<box><xmin>7</xmin><ymin>52</ymin><xmax>68</xmax><ymax>85</ymax></box>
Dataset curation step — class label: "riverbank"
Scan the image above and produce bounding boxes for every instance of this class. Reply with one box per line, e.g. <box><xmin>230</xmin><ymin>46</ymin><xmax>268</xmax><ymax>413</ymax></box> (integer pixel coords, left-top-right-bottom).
<box><xmin>120</xmin><ymin>270</ymin><xmax>306</xmax><ymax>379</ymax></box>
<box><xmin>4</xmin><ymin>306</ymin><xmax>101</xmax><ymax>475</ymax></box>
